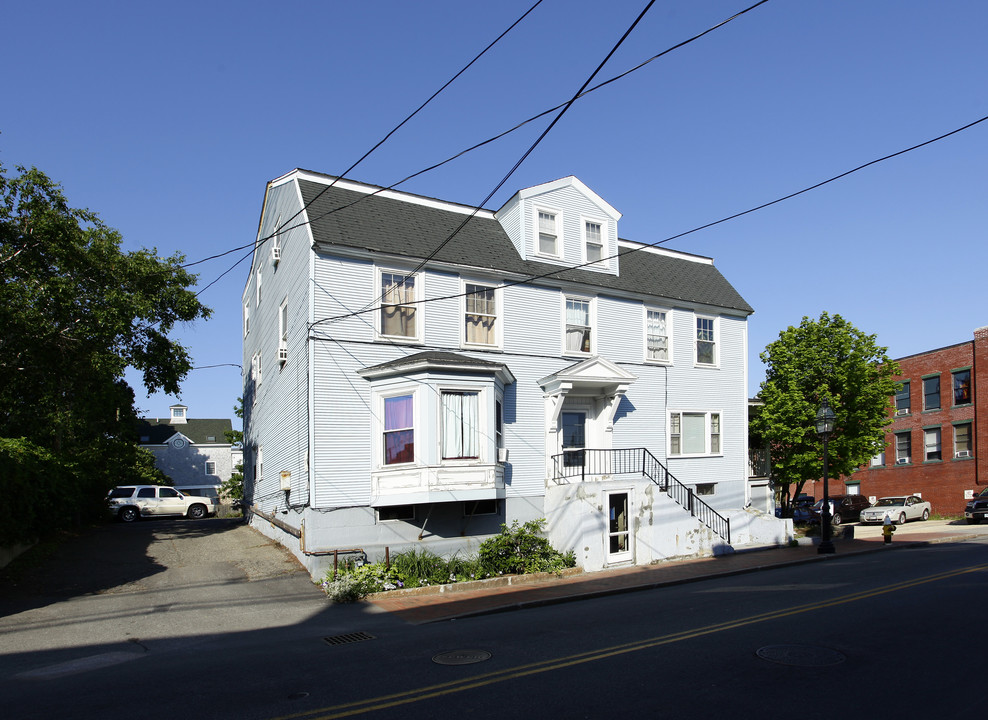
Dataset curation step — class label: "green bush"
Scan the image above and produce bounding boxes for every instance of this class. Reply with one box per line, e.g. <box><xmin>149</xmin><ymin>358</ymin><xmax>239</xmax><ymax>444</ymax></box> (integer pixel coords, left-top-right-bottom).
<box><xmin>478</xmin><ymin>519</ymin><xmax>575</xmax><ymax>576</ymax></box>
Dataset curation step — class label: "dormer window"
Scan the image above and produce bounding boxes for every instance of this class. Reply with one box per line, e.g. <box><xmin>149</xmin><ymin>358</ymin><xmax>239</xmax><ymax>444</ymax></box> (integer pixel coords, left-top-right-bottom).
<box><xmin>584</xmin><ymin>221</ymin><xmax>603</xmax><ymax>264</ymax></box>
<box><xmin>170</xmin><ymin>406</ymin><xmax>187</xmax><ymax>423</ymax></box>
<box><xmin>537</xmin><ymin>210</ymin><xmax>558</xmax><ymax>256</ymax></box>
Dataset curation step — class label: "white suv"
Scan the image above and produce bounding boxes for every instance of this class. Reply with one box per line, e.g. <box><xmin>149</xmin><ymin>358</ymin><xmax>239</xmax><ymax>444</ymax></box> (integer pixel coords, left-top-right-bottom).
<box><xmin>107</xmin><ymin>485</ymin><xmax>216</xmax><ymax>522</ymax></box>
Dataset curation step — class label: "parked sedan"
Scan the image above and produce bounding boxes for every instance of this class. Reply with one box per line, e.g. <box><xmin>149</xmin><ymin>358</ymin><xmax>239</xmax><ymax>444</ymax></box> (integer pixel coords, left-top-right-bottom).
<box><xmin>859</xmin><ymin>495</ymin><xmax>931</xmax><ymax>525</ymax></box>
<box><xmin>807</xmin><ymin>494</ymin><xmax>871</xmax><ymax>526</ymax></box>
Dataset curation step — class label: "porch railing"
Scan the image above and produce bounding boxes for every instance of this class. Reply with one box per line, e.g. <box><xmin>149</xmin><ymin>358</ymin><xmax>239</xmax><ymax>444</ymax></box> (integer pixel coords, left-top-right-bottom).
<box><xmin>551</xmin><ymin>447</ymin><xmax>731</xmax><ymax>545</ymax></box>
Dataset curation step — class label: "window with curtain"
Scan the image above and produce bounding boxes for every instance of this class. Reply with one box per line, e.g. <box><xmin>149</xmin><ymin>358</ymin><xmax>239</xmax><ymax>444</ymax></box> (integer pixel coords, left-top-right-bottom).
<box><xmin>381</xmin><ymin>272</ymin><xmax>416</xmax><ymax>338</ymax></box>
<box><xmin>566</xmin><ymin>298</ymin><xmax>591</xmax><ymax>353</ymax></box>
<box><xmin>669</xmin><ymin>411</ymin><xmax>721</xmax><ymax>455</ymax></box>
<box><xmin>924</xmin><ymin>428</ymin><xmax>941</xmax><ymax>461</ymax></box>
<box><xmin>384</xmin><ymin>394</ymin><xmax>414</xmax><ymax>464</ymax></box>
<box><xmin>646</xmin><ymin>309</ymin><xmax>669</xmax><ymax>361</ymax></box>
<box><xmin>464</xmin><ymin>284</ymin><xmax>496</xmax><ymax>345</ymax></box>
<box><xmin>442</xmin><ymin>392</ymin><xmax>479</xmax><ymax>459</ymax></box>
<box><xmin>953</xmin><ymin>369</ymin><xmax>971</xmax><ymax>405</ymax></box>
<box><xmin>954</xmin><ymin>423</ymin><xmax>972</xmax><ymax>457</ymax></box>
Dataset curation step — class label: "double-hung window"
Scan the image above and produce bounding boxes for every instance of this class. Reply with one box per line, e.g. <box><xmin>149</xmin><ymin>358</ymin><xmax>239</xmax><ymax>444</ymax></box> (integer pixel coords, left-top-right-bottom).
<box><xmin>205</xmin><ymin>461</ymin><xmax>217</xmax><ymax>475</ymax></box>
<box><xmin>464</xmin><ymin>283</ymin><xmax>497</xmax><ymax>346</ymax></box>
<box><xmin>924</xmin><ymin>428</ymin><xmax>942</xmax><ymax>462</ymax></box>
<box><xmin>669</xmin><ymin>411</ymin><xmax>721</xmax><ymax>456</ymax></box>
<box><xmin>565</xmin><ymin>297</ymin><xmax>592</xmax><ymax>354</ymax></box>
<box><xmin>895</xmin><ymin>382</ymin><xmax>910</xmax><ymax>415</ymax></box>
<box><xmin>584</xmin><ymin>220</ymin><xmax>604</xmax><ymax>264</ymax></box>
<box><xmin>954</xmin><ymin>423</ymin><xmax>972</xmax><ymax>458</ymax></box>
<box><xmin>923</xmin><ymin>375</ymin><xmax>940</xmax><ymax>410</ymax></box>
<box><xmin>646</xmin><ymin>308</ymin><xmax>670</xmax><ymax>362</ymax></box>
<box><xmin>380</xmin><ymin>272</ymin><xmax>417</xmax><ymax>339</ymax></box>
<box><xmin>953</xmin><ymin>369</ymin><xmax>972</xmax><ymax>406</ymax></box>
<box><xmin>895</xmin><ymin>432</ymin><xmax>911</xmax><ymax>464</ymax></box>
<box><xmin>243</xmin><ymin>300</ymin><xmax>250</xmax><ymax>337</ymax></box>
<box><xmin>441</xmin><ymin>391</ymin><xmax>479</xmax><ymax>460</ymax></box>
<box><xmin>695</xmin><ymin>316</ymin><xmax>716</xmax><ymax>365</ymax></box>
<box><xmin>278</xmin><ymin>299</ymin><xmax>288</xmax><ymax>362</ymax></box>
<box><xmin>537</xmin><ymin>210</ymin><xmax>558</xmax><ymax>256</ymax></box>
<box><xmin>383</xmin><ymin>395</ymin><xmax>414</xmax><ymax>465</ymax></box>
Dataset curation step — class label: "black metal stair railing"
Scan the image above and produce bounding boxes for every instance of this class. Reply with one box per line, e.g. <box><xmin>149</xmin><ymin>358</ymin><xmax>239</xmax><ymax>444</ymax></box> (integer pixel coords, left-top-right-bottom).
<box><xmin>552</xmin><ymin>447</ymin><xmax>731</xmax><ymax>545</ymax></box>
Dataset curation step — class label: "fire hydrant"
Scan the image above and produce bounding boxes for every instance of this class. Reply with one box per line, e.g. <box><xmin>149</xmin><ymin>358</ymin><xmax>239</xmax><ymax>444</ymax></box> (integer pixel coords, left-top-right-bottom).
<box><xmin>882</xmin><ymin>516</ymin><xmax>896</xmax><ymax>544</ymax></box>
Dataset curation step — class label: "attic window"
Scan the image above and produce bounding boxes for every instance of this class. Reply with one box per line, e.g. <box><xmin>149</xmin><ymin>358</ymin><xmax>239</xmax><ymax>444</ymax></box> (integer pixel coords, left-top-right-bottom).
<box><xmin>537</xmin><ymin>210</ymin><xmax>558</xmax><ymax>256</ymax></box>
<box><xmin>207</xmin><ymin>436</ymin><xmax>216</xmax><ymax>442</ymax></box>
<box><xmin>140</xmin><ymin>435</ymin><xmax>150</xmax><ymax>442</ymax></box>
<box><xmin>171</xmin><ymin>406</ymin><xmax>187</xmax><ymax>421</ymax></box>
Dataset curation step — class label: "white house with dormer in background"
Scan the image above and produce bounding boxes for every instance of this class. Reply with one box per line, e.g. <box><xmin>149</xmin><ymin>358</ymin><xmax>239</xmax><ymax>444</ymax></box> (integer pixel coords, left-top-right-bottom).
<box><xmin>242</xmin><ymin>170</ymin><xmax>789</xmax><ymax>579</ymax></box>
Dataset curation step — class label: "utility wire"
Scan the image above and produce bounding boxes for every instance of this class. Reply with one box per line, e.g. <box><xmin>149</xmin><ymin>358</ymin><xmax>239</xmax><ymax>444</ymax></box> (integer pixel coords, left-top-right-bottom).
<box><xmin>183</xmin><ymin>0</ymin><xmax>547</xmax><ymax>271</ymax></box>
<box><xmin>181</xmin><ymin>0</ymin><xmax>771</xmax><ymax>272</ymax></box>
<box><xmin>310</xmin><ymin>112</ymin><xmax>988</xmax><ymax>329</ymax></box>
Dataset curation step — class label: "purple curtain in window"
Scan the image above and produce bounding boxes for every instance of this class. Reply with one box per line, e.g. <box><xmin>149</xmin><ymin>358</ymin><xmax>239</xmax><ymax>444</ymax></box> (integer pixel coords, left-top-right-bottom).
<box><xmin>384</xmin><ymin>395</ymin><xmax>414</xmax><ymax>464</ymax></box>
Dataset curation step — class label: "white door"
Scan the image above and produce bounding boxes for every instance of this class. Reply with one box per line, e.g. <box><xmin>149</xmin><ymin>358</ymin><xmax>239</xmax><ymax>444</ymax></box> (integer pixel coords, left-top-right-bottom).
<box><xmin>606</xmin><ymin>491</ymin><xmax>633</xmax><ymax>564</ymax></box>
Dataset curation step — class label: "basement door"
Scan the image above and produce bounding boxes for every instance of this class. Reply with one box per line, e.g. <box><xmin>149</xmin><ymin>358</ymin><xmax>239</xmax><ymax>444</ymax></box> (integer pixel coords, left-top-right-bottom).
<box><xmin>605</xmin><ymin>491</ymin><xmax>632</xmax><ymax>564</ymax></box>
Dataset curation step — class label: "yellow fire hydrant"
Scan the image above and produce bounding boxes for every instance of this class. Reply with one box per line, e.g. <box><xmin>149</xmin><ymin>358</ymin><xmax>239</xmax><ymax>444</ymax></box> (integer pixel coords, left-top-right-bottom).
<box><xmin>882</xmin><ymin>516</ymin><xmax>896</xmax><ymax>544</ymax></box>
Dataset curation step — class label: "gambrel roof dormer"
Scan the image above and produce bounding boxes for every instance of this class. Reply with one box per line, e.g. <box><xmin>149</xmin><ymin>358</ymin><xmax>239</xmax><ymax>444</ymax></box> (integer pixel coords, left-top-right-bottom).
<box><xmin>495</xmin><ymin>176</ymin><xmax>622</xmax><ymax>276</ymax></box>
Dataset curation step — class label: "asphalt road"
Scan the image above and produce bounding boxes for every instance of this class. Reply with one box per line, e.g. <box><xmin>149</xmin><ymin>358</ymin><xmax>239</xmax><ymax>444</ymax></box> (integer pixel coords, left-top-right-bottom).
<box><xmin>2</xmin><ymin>518</ymin><xmax>986</xmax><ymax>720</ymax></box>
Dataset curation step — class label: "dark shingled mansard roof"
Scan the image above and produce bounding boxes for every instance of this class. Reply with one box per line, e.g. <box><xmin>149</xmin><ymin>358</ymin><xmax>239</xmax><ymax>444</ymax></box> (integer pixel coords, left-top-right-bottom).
<box><xmin>297</xmin><ymin>176</ymin><xmax>753</xmax><ymax>314</ymax></box>
<box><xmin>136</xmin><ymin>418</ymin><xmax>233</xmax><ymax>445</ymax></box>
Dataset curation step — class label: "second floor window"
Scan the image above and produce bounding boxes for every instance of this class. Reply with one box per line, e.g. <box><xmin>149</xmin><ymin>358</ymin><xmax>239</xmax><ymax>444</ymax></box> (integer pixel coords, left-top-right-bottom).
<box><xmin>205</xmin><ymin>461</ymin><xmax>216</xmax><ymax>475</ymax></box>
<box><xmin>924</xmin><ymin>428</ymin><xmax>941</xmax><ymax>462</ymax></box>
<box><xmin>565</xmin><ymin>298</ymin><xmax>592</xmax><ymax>353</ymax></box>
<box><xmin>895</xmin><ymin>432</ymin><xmax>911</xmax><ymax>464</ymax></box>
<box><xmin>381</xmin><ymin>272</ymin><xmax>416</xmax><ymax>339</ymax></box>
<box><xmin>464</xmin><ymin>284</ymin><xmax>496</xmax><ymax>345</ymax></box>
<box><xmin>646</xmin><ymin>309</ymin><xmax>669</xmax><ymax>362</ymax></box>
<box><xmin>923</xmin><ymin>375</ymin><xmax>940</xmax><ymax>410</ymax></box>
<box><xmin>696</xmin><ymin>317</ymin><xmax>716</xmax><ymax>365</ymax></box>
<box><xmin>669</xmin><ymin>411</ymin><xmax>721</xmax><ymax>456</ymax></box>
<box><xmin>954</xmin><ymin>423</ymin><xmax>972</xmax><ymax>457</ymax></box>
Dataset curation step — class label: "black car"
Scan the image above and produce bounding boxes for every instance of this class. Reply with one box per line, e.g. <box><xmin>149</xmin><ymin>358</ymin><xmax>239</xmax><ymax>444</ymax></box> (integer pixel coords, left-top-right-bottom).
<box><xmin>808</xmin><ymin>494</ymin><xmax>872</xmax><ymax>526</ymax></box>
<box><xmin>965</xmin><ymin>488</ymin><xmax>988</xmax><ymax>524</ymax></box>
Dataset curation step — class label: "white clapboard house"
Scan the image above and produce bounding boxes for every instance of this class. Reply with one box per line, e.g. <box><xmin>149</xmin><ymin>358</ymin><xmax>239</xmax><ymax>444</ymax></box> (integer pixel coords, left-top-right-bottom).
<box><xmin>242</xmin><ymin>170</ymin><xmax>788</xmax><ymax>579</ymax></box>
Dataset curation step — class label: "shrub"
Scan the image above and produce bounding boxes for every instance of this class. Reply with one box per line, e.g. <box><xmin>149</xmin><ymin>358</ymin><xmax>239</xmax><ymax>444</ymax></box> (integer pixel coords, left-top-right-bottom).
<box><xmin>478</xmin><ymin>519</ymin><xmax>575</xmax><ymax>576</ymax></box>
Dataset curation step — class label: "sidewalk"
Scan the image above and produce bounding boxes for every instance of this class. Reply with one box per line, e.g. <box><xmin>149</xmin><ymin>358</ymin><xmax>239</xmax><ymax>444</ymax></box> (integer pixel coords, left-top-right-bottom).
<box><xmin>365</xmin><ymin>520</ymin><xmax>986</xmax><ymax>624</ymax></box>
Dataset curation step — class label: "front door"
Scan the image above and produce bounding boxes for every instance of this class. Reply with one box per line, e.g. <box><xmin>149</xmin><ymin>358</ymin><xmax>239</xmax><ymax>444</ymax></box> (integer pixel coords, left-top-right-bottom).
<box><xmin>561</xmin><ymin>412</ymin><xmax>586</xmax><ymax>467</ymax></box>
<box><xmin>606</xmin><ymin>491</ymin><xmax>632</xmax><ymax>564</ymax></box>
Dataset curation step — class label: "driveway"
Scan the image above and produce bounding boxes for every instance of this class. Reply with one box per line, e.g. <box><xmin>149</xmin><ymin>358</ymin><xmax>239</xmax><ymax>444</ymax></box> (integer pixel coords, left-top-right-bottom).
<box><xmin>0</xmin><ymin>517</ymin><xmax>371</xmax><ymax>680</ymax></box>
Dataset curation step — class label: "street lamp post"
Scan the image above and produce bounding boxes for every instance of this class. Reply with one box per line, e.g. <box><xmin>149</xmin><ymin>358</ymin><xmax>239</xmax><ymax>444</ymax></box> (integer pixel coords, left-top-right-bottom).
<box><xmin>816</xmin><ymin>400</ymin><xmax>836</xmax><ymax>555</ymax></box>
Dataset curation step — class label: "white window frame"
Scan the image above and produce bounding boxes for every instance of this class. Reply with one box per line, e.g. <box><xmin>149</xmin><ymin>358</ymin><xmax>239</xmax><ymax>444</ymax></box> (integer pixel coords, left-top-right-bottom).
<box><xmin>668</xmin><ymin>410</ymin><xmax>723</xmax><ymax>457</ymax></box>
<box><xmin>171</xmin><ymin>406</ymin><xmax>186</xmax><ymax>422</ymax></box>
<box><xmin>243</xmin><ymin>299</ymin><xmax>250</xmax><ymax>337</ymax></box>
<box><xmin>461</xmin><ymin>280</ymin><xmax>500</xmax><ymax>348</ymax></box>
<box><xmin>644</xmin><ymin>306</ymin><xmax>672</xmax><ymax>364</ymax></box>
<box><xmin>378</xmin><ymin>269</ymin><xmax>422</xmax><ymax>343</ymax></box>
<box><xmin>562</xmin><ymin>295</ymin><xmax>595</xmax><ymax>356</ymax></box>
<box><xmin>440</xmin><ymin>389</ymin><xmax>482</xmax><ymax>461</ymax></box>
<box><xmin>694</xmin><ymin>314</ymin><xmax>718</xmax><ymax>367</ymax></box>
<box><xmin>581</xmin><ymin>216</ymin><xmax>608</xmax><ymax>267</ymax></box>
<box><xmin>271</xmin><ymin>214</ymin><xmax>282</xmax><ymax>265</ymax></box>
<box><xmin>534</xmin><ymin>206</ymin><xmax>562</xmax><ymax>258</ymax></box>
<box><xmin>278</xmin><ymin>298</ymin><xmax>289</xmax><ymax>353</ymax></box>
<box><xmin>256</xmin><ymin>267</ymin><xmax>262</xmax><ymax>306</ymax></box>
<box><xmin>379</xmin><ymin>389</ymin><xmax>417</xmax><ymax>467</ymax></box>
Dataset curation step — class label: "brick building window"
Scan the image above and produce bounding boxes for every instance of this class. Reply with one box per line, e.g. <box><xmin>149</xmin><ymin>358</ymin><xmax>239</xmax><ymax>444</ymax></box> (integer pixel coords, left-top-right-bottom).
<box><xmin>924</xmin><ymin>428</ymin><xmax>941</xmax><ymax>462</ymax></box>
<box><xmin>953</xmin><ymin>369</ymin><xmax>972</xmax><ymax>406</ymax></box>
<box><xmin>895</xmin><ymin>432</ymin><xmax>912</xmax><ymax>465</ymax></box>
<box><xmin>922</xmin><ymin>375</ymin><xmax>940</xmax><ymax>411</ymax></box>
<box><xmin>954</xmin><ymin>423</ymin><xmax>973</xmax><ymax>458</ymax></box>
<box><xmin>895</xmin><ymin>382</ymin><xmax>910</xmax><ymax>415</ymax></box>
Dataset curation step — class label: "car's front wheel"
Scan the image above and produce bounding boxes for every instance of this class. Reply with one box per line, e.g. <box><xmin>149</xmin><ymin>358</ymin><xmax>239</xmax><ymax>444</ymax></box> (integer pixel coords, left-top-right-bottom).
<box><xmin>187</xmin><ymin>504</ymin><xmax>207</xmax><ymax>520</ymax></box>
<box><xmin>898</xmin><ymin>513</ymin><xmax>907</xmax><ymax>525</ymax></box>
<box><xmin>922</xmin><ymin>509</ymin><xmax>930</xmax><ymax>521</ymax></box>
<box><xmin>119</xmin><ymin>507</ymin><xmax>139</xmax><ymax>523</ymax></box>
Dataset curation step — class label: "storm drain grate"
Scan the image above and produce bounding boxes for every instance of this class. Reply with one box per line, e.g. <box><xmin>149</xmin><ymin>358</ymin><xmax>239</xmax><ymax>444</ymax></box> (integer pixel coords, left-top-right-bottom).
<box><xmin>323</xmin><ymin>632</ymin><xmax>376</xmax><ymax>646</ymax></box>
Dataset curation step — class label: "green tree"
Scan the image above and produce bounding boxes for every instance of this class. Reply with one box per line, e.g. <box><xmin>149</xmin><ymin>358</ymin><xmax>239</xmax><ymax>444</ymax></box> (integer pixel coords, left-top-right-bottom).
<box><xmin>0</xmin><ymin>162</ymin><xmax>211</xmax><ymax>541</ymax></box>
<box><xmin>753</xmin><ymin>313</ymin><xmax>900</xmax><ymax>514</ymax></box>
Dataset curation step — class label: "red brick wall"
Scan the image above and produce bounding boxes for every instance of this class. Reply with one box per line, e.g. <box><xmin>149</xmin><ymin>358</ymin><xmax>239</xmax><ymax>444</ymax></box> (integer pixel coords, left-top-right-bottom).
<box><xmin>841</xmin><ymin>334</ymin><xmax>981</xmax><ymax>515</ymax></box>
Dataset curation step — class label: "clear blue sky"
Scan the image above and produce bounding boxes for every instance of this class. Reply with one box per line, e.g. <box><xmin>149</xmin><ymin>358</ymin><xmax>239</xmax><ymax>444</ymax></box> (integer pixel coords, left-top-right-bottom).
<box><xmin>4</xmin><ymin>1</ymin><xmax>986</xmax><ymax>430</ymax></box>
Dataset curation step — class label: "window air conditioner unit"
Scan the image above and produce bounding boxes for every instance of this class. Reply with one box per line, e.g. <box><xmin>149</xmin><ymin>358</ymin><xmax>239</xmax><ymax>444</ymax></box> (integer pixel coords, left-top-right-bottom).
<box><xmin>896</xmin><ymin>457</ymin><xmax>910</xmax><ymax>465</ymax></box>
<box><xmin>497</xmin><ymin>447</ymin><xmax>509</xmax><ymax>463</ymax></box>
<box><xmin>895</xmin><ymin>409</ymin><xmax>908</xmax><ymax>416</ymax></box>
<box><xmin>272</xmin><ymin>246</ymin><xmax>281</xmax><ymax>263</ymax></box>
<box><xmin>278</xmin><ymin>347</ymin><xmax>288</xmax><ymax>363</ymax></box>
<box><xmin>956</xmin><ymin>450</ymin><xmax>971</xmax><ymax>458</ymax></box>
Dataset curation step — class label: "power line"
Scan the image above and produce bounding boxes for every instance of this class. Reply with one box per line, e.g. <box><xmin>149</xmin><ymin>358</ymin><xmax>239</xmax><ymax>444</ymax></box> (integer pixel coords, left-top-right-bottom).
<box><xmin>310</xmin><ymin>112</ymin><xmax>988</xmax><ymax>329</ymax></box>
<box><xmin>182</xmin><ymin>0</ymin><xmax>547</xmax><ymax>272</ymax></box>
<box><xmin>181</xmin><ymin>0</ymin><xmax>772</xmax><ymax>274</ymax></box>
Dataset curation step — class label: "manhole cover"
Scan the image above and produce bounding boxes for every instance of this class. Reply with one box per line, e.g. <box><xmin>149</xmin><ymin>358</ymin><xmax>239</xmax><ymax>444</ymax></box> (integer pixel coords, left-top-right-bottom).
<box><xmin>756</xmin><ymin>645</ymin><xmax>846</xmax><ymax>667</ymax></box>
<box><xmin>432</xmin><ymin>649</ymin><xmax>492</xmax><ymax>665</ymax></box>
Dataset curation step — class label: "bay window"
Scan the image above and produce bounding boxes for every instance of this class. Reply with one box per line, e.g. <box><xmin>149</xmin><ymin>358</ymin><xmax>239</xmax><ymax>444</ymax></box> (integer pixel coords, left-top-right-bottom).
<box><xmin>383</xmin><ymin>394</ymin><xmax>414</xmax><ymax>465</ymax></box>
<box><xmin>441</xmin><ymin>391</ymin><xmax>479</xmax><ymax>459</ymax></box>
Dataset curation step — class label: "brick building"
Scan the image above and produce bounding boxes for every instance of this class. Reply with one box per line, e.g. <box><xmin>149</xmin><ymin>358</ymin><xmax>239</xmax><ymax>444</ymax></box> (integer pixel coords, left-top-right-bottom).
<box><xmin>839</xmin><ymin>326</ymin><xmax>986</xmax><ymax>514</ymax></box>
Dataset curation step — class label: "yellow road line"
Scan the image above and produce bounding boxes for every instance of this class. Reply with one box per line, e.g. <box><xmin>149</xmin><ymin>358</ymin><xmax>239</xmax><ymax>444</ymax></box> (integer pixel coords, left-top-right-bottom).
<box><xmin>275</xmin><ymin>562</ymin><xmax>987</xmax><ymax>720</ymax></box>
